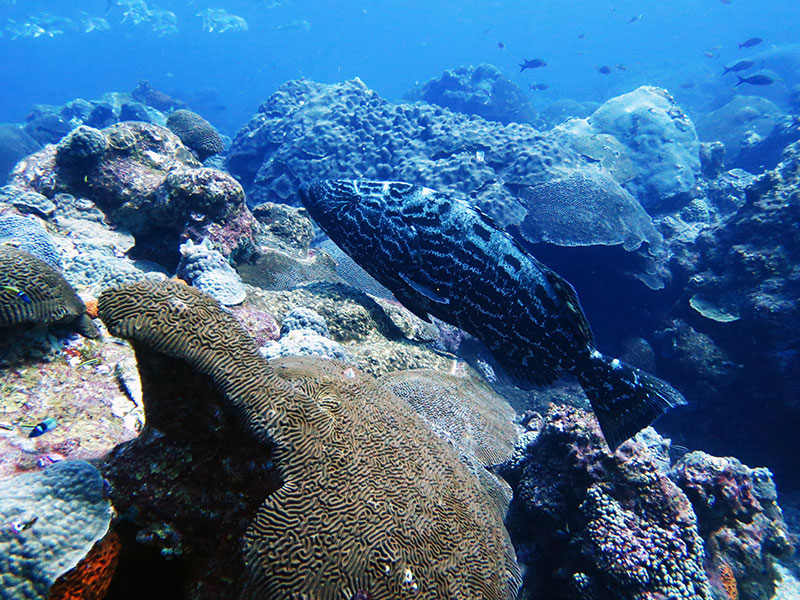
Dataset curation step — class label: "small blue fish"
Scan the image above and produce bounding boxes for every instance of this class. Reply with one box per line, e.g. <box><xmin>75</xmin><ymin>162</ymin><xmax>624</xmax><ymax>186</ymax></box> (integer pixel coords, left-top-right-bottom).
<box><xmin>1</xmin><ymin>285</ymin><xmax>31</xmax><ymax>304</ymax></box>
<box><xmin>28</xmin><ymin>417</ymin><xmax>57</xmax><ymax>438</ymax></box>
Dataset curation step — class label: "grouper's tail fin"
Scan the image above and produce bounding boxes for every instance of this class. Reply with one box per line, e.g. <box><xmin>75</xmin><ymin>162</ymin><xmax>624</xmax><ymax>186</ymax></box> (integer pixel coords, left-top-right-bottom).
<box><xmin>576</xmin><ymin>350</ymin><xmax>687</xmax><ymax>450</ymax></box>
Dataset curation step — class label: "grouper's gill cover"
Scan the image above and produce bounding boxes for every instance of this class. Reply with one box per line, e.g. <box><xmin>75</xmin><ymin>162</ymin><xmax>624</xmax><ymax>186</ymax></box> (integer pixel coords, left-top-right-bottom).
<box><xmin>299</xmin><ymin>180</ymin><xmax>686</xmax><ymax>449</ymax></box>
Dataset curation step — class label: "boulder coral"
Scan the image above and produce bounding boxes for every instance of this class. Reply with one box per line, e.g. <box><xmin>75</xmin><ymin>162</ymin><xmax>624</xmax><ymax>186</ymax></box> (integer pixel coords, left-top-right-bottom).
<box><xmin>97</xmin><ymin>279</ymin><xmax>521</xmax><ymax>599</ymax></box>
<box><xmin>9</xmin><ymin>121</ymin><xmax>255</xmax><ymax>264</ymax></box>
<box><xmin>227</xmin><ymin>77</ymin><xmax>583</xmax><ymax>226</ymax></box>
<box><xmin>0</xmin><ymin>461</ymin><xmax>113</xmax><ymax>600</ymax></box>
<box><xmin>405</xmin><ymin>63</ymin><xmax>539</xmax><ymax>125</ymax></box>
<box><xmin>166</xmin><ymin>109</ymin><xmax>225</xmax><ymax>161</ymax></box>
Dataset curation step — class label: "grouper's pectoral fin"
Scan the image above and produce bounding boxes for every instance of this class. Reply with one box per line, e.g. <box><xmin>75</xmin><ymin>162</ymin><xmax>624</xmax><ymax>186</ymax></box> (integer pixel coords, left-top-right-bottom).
<box><xmin>399</xmin><ymin>272</ymin><xmax>450</xmax><ymax>305</ymax></box>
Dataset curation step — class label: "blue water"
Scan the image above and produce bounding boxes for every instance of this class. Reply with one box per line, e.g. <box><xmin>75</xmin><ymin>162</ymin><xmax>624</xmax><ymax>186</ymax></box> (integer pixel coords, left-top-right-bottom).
<box><xmin>1</xmin><ymin>0</ymin><xmax>799</xmax><ymax>133</ymax></box>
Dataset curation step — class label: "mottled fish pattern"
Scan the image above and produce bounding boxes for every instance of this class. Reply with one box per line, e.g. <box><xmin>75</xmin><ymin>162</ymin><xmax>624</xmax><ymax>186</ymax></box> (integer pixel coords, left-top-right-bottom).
<box><xmin>300</xmin><ymin>180</ymin><xmax>686</xmax><ymax>449</ymax></box>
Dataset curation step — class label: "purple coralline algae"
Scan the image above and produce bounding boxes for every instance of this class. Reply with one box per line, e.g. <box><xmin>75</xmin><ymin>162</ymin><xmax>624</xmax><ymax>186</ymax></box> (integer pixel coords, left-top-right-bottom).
<box><xmin>499</xmin><ymin>404</ymin><xmax>712</xmax><ymax>599</ymax></box>
<box><xmin>9</xmin><ymin>121</ymin><xmax>255</xmax><ymax>263</ymax></box>
<box><xmin>498</xmin><ymin>404</ymin><xmax>793</xmax><ymax>600</ymax></box>
<box><xmin>671</xmin><ymin>451</ymin><xmax>793</xmax><ymax>600</ymax></box>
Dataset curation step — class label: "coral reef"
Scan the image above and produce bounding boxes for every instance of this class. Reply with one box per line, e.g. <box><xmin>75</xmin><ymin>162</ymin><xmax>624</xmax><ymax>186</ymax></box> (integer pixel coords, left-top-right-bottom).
<box><xmin>405</xmin><ymin>63</ymin><xmax>538</xmax><ymax>125</ymax></box>
<box><xmin>0</xmin><ymin>460</ymin><xmax>112</xmax><ymax>600</ymax></box>
<box><xmin>97</xmin><ymin>279</ymin><xmax>521</xmax><ymax>599</ymax></box>
<box><xmin>675</xmin><ymin>141</ymin><xmax>800</xmax><ymax>413</ymax></box>
<box><xmin>556</xmin><ymin>86</ymin><xmax>701</xmax><ymax>209</ymax></box>
<box><xmin>131</xmin><ymin>80</ymin><xmax>186</xmax><ymax>113</ymax></box>
<box><xmin>177</xmin><ymin>238</ymin><xmax>246</xmax><ymax>305</ymax></box>
<box><xmin>695</xmin><ymin>95</ymin><xmax>785</xmax><ymax>170</ymax></box>
<box><xmin>118</xmin><ymin>102</ymin><xmax>153</xmax><ymax>123</ymax></box>
<box><xmin>24</xmin><ymin>113</ymin><xmax>72</xmax><ymax>146</ymax></box>
<box><xmin>499</xmin><ymin>404</ymin><xmax>794</xmax><ymax>600</ymax></box>
<box><xmin>0</xmin><ymin>213</ymin><xmax>61</xmax><ymax>268</ymax></box>
<box><xmin>733</xmin><ymin>115</ymin><xmax>800</xmax><ymax>175</ymax></box>
<box><xmin>0</xmin><ymin>246</ymin><xmax>99</xmax><ymax>338</ymax></box>
<box><xmin>539</xmin><ymin>98</ymin><xmax>599</xmax><ymax>127</ymax></box>
<box><xmin>672</xmin><ymin>451</ymin><xmax>793</xmax><ymax>600</ymax></box>
<box><xmin>166</xmin><ymin>109</ymin><xmax>225</xmax><ymax>161</ymax></box>
<box><xmin>9</xmin><ymin>121</ymin><xmax>255</xmax><ymax>264</ymax></box>
<box><xmin>500</xmin><ymin>404</ymin><xmax>712</xmax><ymax>600</ymax></box>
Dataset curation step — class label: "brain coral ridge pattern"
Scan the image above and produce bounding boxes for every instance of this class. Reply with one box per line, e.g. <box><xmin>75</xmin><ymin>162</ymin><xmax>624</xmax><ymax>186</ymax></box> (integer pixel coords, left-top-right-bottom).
<box><xmin>97</xmin><ymin>279</ymin><xmax>521</xmax><ymax>599</ymax></box>
<box><xmin>0</xmin><ymin>245</ymin><xmax>99</xmax><ymax>338</ymax></box>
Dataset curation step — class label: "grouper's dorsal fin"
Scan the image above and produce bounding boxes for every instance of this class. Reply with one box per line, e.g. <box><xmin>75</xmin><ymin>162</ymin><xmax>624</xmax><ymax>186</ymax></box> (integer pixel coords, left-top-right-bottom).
<box><xmin>542</xmin><ymin>268</ymin><xmax>594</xmax><ymax>344</ymax></box>
<box><xmin>472</xmin><ymin>204</ymin><xmax>503</xmax><ymax>230</ymax></box>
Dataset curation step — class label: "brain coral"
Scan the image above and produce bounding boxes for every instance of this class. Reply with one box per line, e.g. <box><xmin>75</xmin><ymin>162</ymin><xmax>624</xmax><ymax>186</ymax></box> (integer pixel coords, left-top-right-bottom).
<box><xmin>166</xmin><ymin>109</ymin><xmax>224</xmax><ymax>161</ymax></box>
<box><xmin>97</xmin><ymin>279</ymin><xmax>521</xmax><ymax>599</ymax></box>
<box><xmin>380</xmin><ymin>369</ymin><xmax>518</xmax><ymax>469</ymax></box>
<box><xmin>516</xmin><ymin>168</ymin><xmax>663</xmax><ymax>252</ymax></box>
<box><xmin>0</xmin><ymin>460</ymin><xmax>112</xmax><ymax>600</ymax></box>
<box><xmin>0</xmin><ymin>245</ymin><xmax>99</xmax><ymax>338</ymax></box>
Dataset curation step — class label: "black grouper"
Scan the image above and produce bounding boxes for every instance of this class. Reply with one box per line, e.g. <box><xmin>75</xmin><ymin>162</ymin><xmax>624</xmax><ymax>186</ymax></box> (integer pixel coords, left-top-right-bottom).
<box><xmin>300</xmin><ymin>180</ymin><xmax>686</xmax><ymax>449</ymax></box>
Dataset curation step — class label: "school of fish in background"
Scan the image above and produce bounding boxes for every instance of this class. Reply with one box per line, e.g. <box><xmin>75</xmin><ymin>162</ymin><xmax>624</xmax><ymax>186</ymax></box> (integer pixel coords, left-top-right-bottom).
<box><xmin>0</xmin><ymin>0</ymin><xmax>302</xmax><ymax>39</ymax></box>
